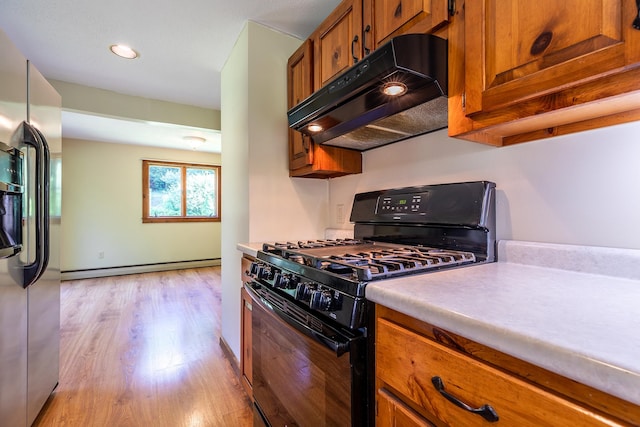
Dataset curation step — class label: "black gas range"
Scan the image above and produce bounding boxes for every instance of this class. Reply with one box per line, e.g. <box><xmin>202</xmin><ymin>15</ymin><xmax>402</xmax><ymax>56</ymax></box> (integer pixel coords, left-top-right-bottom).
<box><xmin>250</xmin><ymin>181</ymin><xmax>496</xmax><ymax>330</ymax></box>
<box><xmin>247</xmin><ymin>181</ymin><xmax>496</xmax><ymax>427</ymax></box>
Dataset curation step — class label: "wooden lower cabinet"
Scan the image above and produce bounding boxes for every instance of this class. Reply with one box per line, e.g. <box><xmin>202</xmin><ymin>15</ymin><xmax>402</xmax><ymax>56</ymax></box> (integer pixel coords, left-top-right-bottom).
<box><xmin>240</xmin><ymin>255</ymin><xmax>256</xmax><ymax>399</ymax></box>
<box><xmin>377</xmin><ymin>387</ymin><xmax>437</xmax><ymax>427</ymax></box>
<box><xmin>375</xmin><ymin>305</ymin><xmax>640</xmax><ymax>427</ymax></box>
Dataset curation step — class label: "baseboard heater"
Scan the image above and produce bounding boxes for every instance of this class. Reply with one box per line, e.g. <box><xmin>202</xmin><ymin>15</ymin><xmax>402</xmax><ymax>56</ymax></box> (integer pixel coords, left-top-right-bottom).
<box><xmin>61</xmin><ymin>258</ymin><xmax>221</xmax><ymax>281</ymax></box>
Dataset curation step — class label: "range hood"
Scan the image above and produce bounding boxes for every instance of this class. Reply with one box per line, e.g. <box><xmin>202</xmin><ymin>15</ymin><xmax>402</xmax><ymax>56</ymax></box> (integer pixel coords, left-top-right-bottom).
<box><xmin>287</xmin><ymin>33</ymin><xmax>448</xmax><ymax>151</ymax></box>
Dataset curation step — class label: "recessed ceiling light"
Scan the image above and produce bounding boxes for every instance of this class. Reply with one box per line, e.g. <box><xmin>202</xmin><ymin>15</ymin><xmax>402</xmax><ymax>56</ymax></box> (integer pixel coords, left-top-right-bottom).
<box><xmin>109</xmin><ymin>44</ymin><xmax>139</xmax><ymax>59</ymax></box>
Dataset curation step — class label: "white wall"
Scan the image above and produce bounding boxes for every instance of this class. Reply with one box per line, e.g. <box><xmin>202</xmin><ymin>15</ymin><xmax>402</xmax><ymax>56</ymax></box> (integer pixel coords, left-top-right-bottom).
<box><xmin>51</xmin><ymin>80</ymin><xmax>220</xmax><ymax>130</ymax></box>
<box><xmin>62</xmin><ymin>138</ymin><xmax>222</xmax><ymax>272</ymax></box>
<box><xmin>220</xmin><ymin>22</ymin><xmax>329</xmax><ymax>360</ymax></box>
<box><xmin>328</xmin><ymin>120</ymin><xmax>640</xmax><ymax>250</ymax></box>
<box><xmin>220</xmin><ymin>22</ymin><xmax>251</xmax><ymax>363</ymax></box>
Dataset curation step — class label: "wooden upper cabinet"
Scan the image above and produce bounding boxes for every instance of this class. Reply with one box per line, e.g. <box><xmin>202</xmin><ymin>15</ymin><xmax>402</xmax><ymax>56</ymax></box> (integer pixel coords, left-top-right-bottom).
<box><xmin>288</xmin><ymin>0</ymin><xmax>452</xmax><ymax>178</ymax></box>
<box><xmin>449</xmin><ymin>0</ymin><xmax>640</xmax><ymax>145</ymax></box>
<box><xmin>466</xmin><ymin>0</ymin><xmax>632</xmax><ymax>115</ymax></box>
<box><xmin>311</xmin><ymin>0</ymin><xmax>450</xmax><ymax>90</ymax></box>
<box><xmin>364</xmin><ymin>0</ymin><xmax>450</xmax><ymax>50</ymax></box>
<box><xmin>312</xmin><ymin>0</ymin><xmax>363</xmax><ymax>89</ymax></box>
<box><xmin>287</xmin><ymin>40</ymin><xmax>314</xmax><ymax>171</ymax></box>
<box><xmin>287</xmin><ymin>39</ymin><xmax>362</xmax><ymax>178</ymax></box>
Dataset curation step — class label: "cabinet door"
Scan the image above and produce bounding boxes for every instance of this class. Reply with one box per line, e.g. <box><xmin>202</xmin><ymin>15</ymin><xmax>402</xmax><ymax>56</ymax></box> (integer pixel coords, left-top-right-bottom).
<box><xmin>465</xmin><ymin>0</ymin><xmax>638</xmax><ymax>116</ymax></box>
<box><xmin>377</xmin><ymin>388</ymin><xmax>437</xmax><ymax>427</ymax></box>
<box><xmin>289</xmin><ymin>144</ymin><xmax>362</xmax><ymax>178</ymax></box>
<box><xmin>312</xmin><ymin>0</ymin><xmax>363</xmax><ymax>89</ymax></box>
<box><xmin>287</xmin><ymin>37</ymin><xmax>362</xmax><ymax>178</ymax></box>
<box><xmin>377</xmin><ymin>318</ymin><xmax>626</xmax><ymax>427</ymax></box>
<box><xmin>240</xmin><ymin>255</ymin><xmax>256</xmax><ymax>399</ymax></box>
<box><xmin>365</xmin><ymin>0</ymin><xmax>450</xmax><ymax>50</ymax></box>
<box><xmin>287</xmin><ymin>40</ymin><xmax>314</xmax><ymax>170</ymax></box>
<box><xmin>241</xmin><ymin>288</ymin><xmax>252</xmax><ymax>393</ymax></box>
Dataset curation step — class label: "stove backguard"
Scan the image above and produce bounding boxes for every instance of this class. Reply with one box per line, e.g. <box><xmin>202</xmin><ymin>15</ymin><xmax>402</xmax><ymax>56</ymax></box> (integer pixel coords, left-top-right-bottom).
<box><xmin>350</xmin><ymin>181</ymin><xmax>496</xmax><ymax>262</ymax></box>
<box><xmin>354</xmin><ymin>224</ymin><xmax>494</xmax><ymax>262</ymax></box>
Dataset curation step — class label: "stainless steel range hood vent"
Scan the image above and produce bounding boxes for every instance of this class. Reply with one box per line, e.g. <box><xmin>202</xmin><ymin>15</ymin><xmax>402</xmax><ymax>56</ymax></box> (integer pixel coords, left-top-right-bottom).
<box><xmin>287</xmin><ymin>33</ymin><xmax>448</xmax><ymax>151</ymax></box>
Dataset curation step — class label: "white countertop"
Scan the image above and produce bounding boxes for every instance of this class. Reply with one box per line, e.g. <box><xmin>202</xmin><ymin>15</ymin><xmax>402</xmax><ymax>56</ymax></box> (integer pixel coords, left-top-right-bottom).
<box><xmin>237</xmin><ymin>242</ymin><xmax>262</xmax><ymax>258</ymax></box>
<box><xmin>366</xmin><ymin>240</ymin><xmax>640</xmax><ymax>406</ymax></box>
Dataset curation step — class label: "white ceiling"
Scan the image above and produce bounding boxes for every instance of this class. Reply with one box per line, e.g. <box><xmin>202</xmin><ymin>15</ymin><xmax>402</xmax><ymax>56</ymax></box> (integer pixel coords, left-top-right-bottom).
<box><xmin>62</xmin><ymin>110</ymin><xmax>222</xmax><ymax>152</ymax></box>
<box><xmin>0</xmin><ymin>0</ymin><xmax>339</xmax><ymax>152</ymax></box>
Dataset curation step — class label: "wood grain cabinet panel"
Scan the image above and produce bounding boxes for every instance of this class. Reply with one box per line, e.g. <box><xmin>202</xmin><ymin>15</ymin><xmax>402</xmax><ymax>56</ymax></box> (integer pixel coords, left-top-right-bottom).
<box><xmin>365</xmin><ymin>0</ymin><xmax>450</xmax><ymax>49</ymax></box>
<box><xmin>312</xmin><ymin>0</ymin><xmax>451</xmax><ymax>90</ymax></box>
<box><xmin>375</xmin><ymin>306</ymin><xmax>639</xmax><ymax>427</ymax></box>
<box><xmin>286</xmin><ymin>0</ymin><xmax>451</xmax><ymax>178</ymax></box>
<box><xmin>449</xmin><ymin>0</ymin><xmax>640</xmax><ymax>145</ymax></box>
<box><xmin>313</xmin><ymin>0</ymin><xmax>363</xmax><ymax>89</ymax></box>
<box><xmin>377</xmin><ymin>388</ymin><xmax>438</xmax><ymax>427</ymax></box>
<box><xmin>466</xmin><ymin>0</ymin><xmax>629</xmax><ymax>115</ymax></box>
<box><xmin>287</xmin><ymin>40</ymin><xmax>314</xmax><ymax>171</ymax></box>
<box><xmin>288</xmin><ymin>23</ymin><xmax>362</xmax><ymax>178</ymax></box>
<box><xmin>240</xmin><ymin>255</ymin><xmax>255</xmax><ymax>399</ymax></box>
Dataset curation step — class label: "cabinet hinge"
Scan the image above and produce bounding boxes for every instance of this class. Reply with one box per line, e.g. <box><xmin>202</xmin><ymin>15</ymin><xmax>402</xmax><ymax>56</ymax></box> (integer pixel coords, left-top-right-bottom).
<box><xmin>448</xmin><ymin>0</ymin><xmax>455</xmax><ymax>16</ymax></box>
<box><xmin>462</xmin><ymin>92</ymin><xmax>466</xmax><ymax>110</ymax></box>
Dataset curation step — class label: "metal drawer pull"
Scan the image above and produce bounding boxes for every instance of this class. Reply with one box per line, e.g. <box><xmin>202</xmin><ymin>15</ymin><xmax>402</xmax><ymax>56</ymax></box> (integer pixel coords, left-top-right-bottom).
<box><xmin>351</xmin><ymin>35</ymin><xmax>359</xmax><ymax>63</ymax></box>
<box><xmin>431</xmin><ymin>376</ymin><xmax>499</xmax><ymax>422</ymax></box>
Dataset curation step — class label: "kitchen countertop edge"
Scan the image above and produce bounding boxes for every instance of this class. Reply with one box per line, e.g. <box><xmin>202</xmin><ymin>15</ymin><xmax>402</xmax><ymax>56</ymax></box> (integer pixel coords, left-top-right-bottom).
<box><xmin>366</xmin><ymin>240</ymin><xmax>640</xmax><ymax>407</ymax></box>
<box><xmin>237</xmin><ymin>242</ymin><xmax>262</xmax><ymax>258</ymax></box>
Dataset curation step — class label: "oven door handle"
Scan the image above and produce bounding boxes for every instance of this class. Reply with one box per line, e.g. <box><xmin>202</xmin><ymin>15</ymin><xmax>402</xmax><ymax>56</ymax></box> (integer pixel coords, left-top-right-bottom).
<box><xmin>245</xmin><ymin>283</ymin><xmax>352</xmax><ymax>357</ymax></box>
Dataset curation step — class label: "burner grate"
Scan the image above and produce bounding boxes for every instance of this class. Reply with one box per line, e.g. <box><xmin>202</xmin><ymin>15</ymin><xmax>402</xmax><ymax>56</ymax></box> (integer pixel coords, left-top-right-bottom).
<box><xmin>322</xmin><ymin>246</ymin><xmax>477</xmax><ymax>279</ymax></box>
<box><xmin>273</xmin><ymin>239</ymin><xmax>362</xmax><ymax>250</ymax></box>
<box><xmin>261</xmin><ymin>241</ymin><xmax>479</xmax><ymax>282</ymax></box>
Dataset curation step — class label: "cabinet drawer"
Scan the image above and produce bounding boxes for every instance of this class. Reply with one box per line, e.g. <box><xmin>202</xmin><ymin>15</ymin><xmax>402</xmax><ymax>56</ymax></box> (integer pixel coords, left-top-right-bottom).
<box><xmin>376</xmin><ymin>318</ymin><xmax>625</xmax><ymax>426</ymax></box>
<box><xmin>378</xmin><ymin>387</ymin><xmax>437</xmax><ymax>427</ymax></box>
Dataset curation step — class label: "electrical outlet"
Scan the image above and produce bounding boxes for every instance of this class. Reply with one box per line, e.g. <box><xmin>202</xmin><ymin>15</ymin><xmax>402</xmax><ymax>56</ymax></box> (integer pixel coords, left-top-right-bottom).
<box><xmin>98</xmin><ymin>251</ymin><xmax>104</xmax><ymax>259</ymax></box>
<box><xmin>336</xmin><ymin>204</ymin><xmax>345</xmax><ymax>224</ymax></box>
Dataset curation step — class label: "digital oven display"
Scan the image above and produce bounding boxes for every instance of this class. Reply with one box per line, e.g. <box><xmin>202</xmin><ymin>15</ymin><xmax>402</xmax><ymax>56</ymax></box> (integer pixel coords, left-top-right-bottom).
<box><xmin>376</xmin><ymin>191</ymin><xmax>429</xmax><ymax>214</ymax></box>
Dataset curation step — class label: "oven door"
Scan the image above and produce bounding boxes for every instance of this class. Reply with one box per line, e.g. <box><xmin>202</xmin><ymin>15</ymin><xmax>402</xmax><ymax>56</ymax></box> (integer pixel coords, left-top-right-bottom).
<box><xmin>246</xmin><ymin>281</ymin><xmax>367</xmax><ymax>427</ymax></box>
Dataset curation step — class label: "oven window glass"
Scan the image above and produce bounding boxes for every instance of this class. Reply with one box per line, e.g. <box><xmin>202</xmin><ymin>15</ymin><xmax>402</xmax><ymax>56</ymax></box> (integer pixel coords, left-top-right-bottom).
<box><xmin>252</xmin><ymin>295</ymin><xmax>352</xmax><ymax>427</ymax></box>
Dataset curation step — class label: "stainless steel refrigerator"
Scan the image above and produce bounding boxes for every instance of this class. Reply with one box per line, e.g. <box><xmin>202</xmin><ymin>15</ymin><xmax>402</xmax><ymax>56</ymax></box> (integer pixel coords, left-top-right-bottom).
<box><xmin>0</xmin><ymin>28</ymin><xmax>61</xmax><ymax>426</ymax></box>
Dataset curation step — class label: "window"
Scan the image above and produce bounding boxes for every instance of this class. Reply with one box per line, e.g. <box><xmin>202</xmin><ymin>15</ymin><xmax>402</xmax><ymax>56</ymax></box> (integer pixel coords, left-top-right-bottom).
<box><xmin>50</xmin><ymin>153</ymin><xmax>62</xmax><ymax>219</ymax></box>
<box><xmin>142</xmin><ymin>160</ymin><xmax>220</xmax><ymax>223</ymax></box>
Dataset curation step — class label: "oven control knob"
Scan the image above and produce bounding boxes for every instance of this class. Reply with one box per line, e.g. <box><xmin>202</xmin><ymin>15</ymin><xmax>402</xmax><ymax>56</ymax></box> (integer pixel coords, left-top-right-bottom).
<box><xmin>273</xmin><ymin>272</ymin><xmax>286</xmax><ymax>288</ymax></box>
<box><xmin>274</xmin><ymin>273</ymin><xmax>299</xmax><ymax>289</ymax></box>
<box><xmin>249</xmin><ymin>262</ymin><xmax>260</xmax><ymax>276</ymax></box>
<box><xmin>310</xmin><ymin>290</ymin><xmax>333</xmax><ymax>311</ymax></box>
<box><xmin>289</xmin><ymin>275</ymin><xmax>300</xmax><ymax>289</ymax></box>
<box><xmin>257</xmin><ymin>266</ymin><xmax>269</xmax><ymax>279</ymax></box>
<box><xmin>295</xmin><ymin>282</ymin><xmax>315</xmax><ymax>301</ymax></box>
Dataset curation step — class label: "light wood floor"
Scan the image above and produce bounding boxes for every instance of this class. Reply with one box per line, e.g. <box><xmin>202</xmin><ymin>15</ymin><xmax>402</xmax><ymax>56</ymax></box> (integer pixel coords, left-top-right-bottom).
<box><xmin>33</xmin><ymin>267</ymin><xmax>253</xmax><ymax>427</ymax></box>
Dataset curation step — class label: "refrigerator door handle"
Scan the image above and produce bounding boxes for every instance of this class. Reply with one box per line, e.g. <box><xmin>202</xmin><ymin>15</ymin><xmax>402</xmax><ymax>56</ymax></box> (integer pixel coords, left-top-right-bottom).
<box><xmin>13</xmin><ymin>121</ymin><xmax>50</xmax><ymax>288</ymax></box>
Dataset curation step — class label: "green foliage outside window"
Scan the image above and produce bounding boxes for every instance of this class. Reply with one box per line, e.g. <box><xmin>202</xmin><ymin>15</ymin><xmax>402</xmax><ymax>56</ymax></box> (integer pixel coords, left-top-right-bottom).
<box><xmin>149</xmin><ymin>165</ymin><xmax>182</xmax><ymax>216</ymax></box>
<box><xmin>143</xmin><ymin>160</ymin><xmax>220</xmax><ymax>223</ymax></box>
